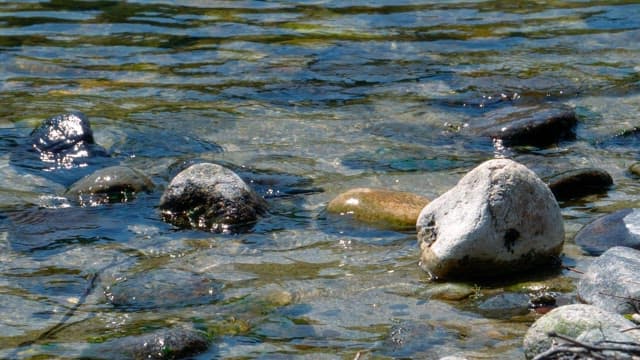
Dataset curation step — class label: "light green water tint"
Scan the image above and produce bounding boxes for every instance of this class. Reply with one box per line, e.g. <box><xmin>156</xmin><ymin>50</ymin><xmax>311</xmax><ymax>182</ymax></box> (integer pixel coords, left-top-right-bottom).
<box><xmin>1</xmin><ymin>1</ymin><xmax>640</xmax><ymax>358</ymax></box>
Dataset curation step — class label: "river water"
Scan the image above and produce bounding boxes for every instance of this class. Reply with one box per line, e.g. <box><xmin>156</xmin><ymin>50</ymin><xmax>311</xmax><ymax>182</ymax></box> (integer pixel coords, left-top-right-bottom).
<box><xmin>1</xmin><ymin>1</ymin><xmax>640</xmax><ymax>359</ymax></box>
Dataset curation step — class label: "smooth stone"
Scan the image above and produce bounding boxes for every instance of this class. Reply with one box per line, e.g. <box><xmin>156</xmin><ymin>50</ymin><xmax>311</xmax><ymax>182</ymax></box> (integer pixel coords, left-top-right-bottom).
<box><xmin>474</xmin><ymin>104</ymin><xmax>577</xmax><ymax>147</ymax></box>
<box><xmin>104</xmin><ymin>269</ymin><xmax>222</xmax><ymax>310</ymax></box>
<box><xmin>545</xmin><ymin>168</ymin><xmax>613</xmax><ymax>201</ymax></box>
<box><xmin>630</xmin><ymin>162</ymin><xmax>640</xmax><ymax>177</ymax></box>
<box><xmin>66</xmin><ymin>166</ymin><xmax>154</xmax><ymax>205</ymax></box>
<box><xmin>29</xmin><ymin>112</ymin><xmax>109</xmax><ymax>168</ymax></box>
<box><xmin>522</xmin><ymin>304</ymin><xmax>640</xmax><ymax>359</ymax></box>
<box><xmin>477</xmin><ymin>293</ymin><xmax>531</xmax><ymax>318</ymax></box>
<box><xmin>574</xmin><ymin>208</ymin><xmax>640</xmax><ymax>255</ymax></box>
<box><xmin>578</xmin><ymin>246</ymin><xmax>640</xmax><ymax>314</ymax></box>
<box><xmin>416</xmin><ymin>159</ymin><xmax>564</xmax><ymax>280</ymax></box>
<box><xmin>159</xmin><ymin>163</ymin><xmax>267</xmax><ymax>233</ymax></box>
<box><xmin>95</xmin><ymin>326</ymin><xmax>209</xmax><ymax>360</ymax></box>
<box><xmin>381</xmin><ymin>320</ymin><xmax>456</xmax><ymax>358</ymax></box>
<box><xmin>417</xmin><ymin>283</ymin><xmax>476</xmax><ymax>301</ymax></box>
<box><xmin>327</xmin><ymin>188</ymin><xmax>430</xmax><ymax>230</ymax></box>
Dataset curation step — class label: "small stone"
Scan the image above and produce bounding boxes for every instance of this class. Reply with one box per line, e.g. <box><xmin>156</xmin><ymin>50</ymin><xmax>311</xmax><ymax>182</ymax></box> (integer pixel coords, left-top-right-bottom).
<box><xmin>578</xmin><ymin>246</ymin><xmax>640</xmax><ymax>314</ymax></box>
<box><xmin>574</xmin><ymin>208</ymin><xmax>640</xmax><ymax>255</ymax></box>
<box><xmin>474</xmin><ymin>104</ymin><xmax>577</xmax><ymax>147</ymax></box>
<box><xmin>66</xmin><ymin>166</ymin><xmax>154</xmax><ymax>205</ymax></box>
<box><xmin>523</xmin><ymin>304</ymin><xmax>640</xmax><ymax>359</ymax></box>
<box><xmin>416</xmin><ymin>159</ymin><xmax>564</xmax><ymax>280</ymax></box>
<box><xmin>630</xmin><ymin>162</ymin><xmax>640</xmax><ymax>177</ymax></box>
<box><xmin>545</xmin><ymin>168</ymin><xmax>613</xmax><ymax>201</ymax></box>
<box><xmin>477</xmin><ymin>293</ymin><xmax>531</xmax><ymax>318</ymax></box>
<box><xmin>327</xmin><ymin>188</ymin><xmax>429</xmax><ymax>230</ymax></box>
<box><xmin>159</xmin><ymin>163</ymin><xmax>267</xmax><ymax>233</ymax></box>
<box><xmin>417</xmin><ymin>283</ymin><xmax>476</xmax><ymax>301</ymax></box>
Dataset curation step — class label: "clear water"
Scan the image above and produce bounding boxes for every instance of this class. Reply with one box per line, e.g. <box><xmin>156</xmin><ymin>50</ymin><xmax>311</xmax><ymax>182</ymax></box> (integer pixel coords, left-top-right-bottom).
<box><xmin>1</xmin><ymin>1</ymin><xmax>640</xmax><ymax>358</ymax></box>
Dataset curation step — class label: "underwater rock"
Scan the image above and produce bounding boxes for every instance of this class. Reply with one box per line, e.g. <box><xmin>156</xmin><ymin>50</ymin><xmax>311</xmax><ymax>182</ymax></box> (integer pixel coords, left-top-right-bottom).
<box><xmin>416</xmin><ymin>159</ymin><xmax>564</xmax><ymax>280</ymax></box>
<box><xmin>578</xmin><ymin>246</ymin><xmax>640</xmax><ymax>314</ymax></box>
<box><xmin>159</xmin><ymin>163</ymin><xmax>267</xmax><ymax>233</ymax></box>
<box><xmin>523</xmin><ymin>304</ymin><xmax>640</xmax><ymax>359</ymax></box>
<box><xmin>545</xmin><ymin>168</ymin><xmax>613</xmax><ymax>201</ymax></box>
<box><xmin>96</xmin><ymin>326</ymin><xmax>209</xmax><ymax>360</ymax></box>
<box><xmin>327</xmin><ymin>188</ymin><xmax>429</xmax><ymax>231</ymax></box>
<box><xmin>104</xmin><ymin>269</ymin><xmax>222</xmax><ymax>310</ymax></box>
<box><xmin>473</xmin><ymin>104</ymin><xmax>577</xmax><ymax>147</ymax></box>
<box><xmin>66</xmin><ymin>166</ymin><xmax>154</xmax><ymax>205</ymax></box>
<box><xmin>573</xmin><ymin>208</ymin><xmax>640</xmax><ymax>255</ymax></box>
<box><xmin>477</xmin><ymin>293</ymin><xmax>531</xmax><ymax>318</ymax></box>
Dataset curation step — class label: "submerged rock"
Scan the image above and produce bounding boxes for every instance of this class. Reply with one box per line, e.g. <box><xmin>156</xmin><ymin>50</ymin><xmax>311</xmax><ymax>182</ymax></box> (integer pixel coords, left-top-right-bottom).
<box><xmin>472</xmin><ymin>104</ymin><xmax>577</xmax><ymax>147</ymax></box>
<box><xmin>545</xmin><ymin>168</ymin><xmax>613</xmax><ymax>201</ymax></box>
<box><xmin>477</xmin><ymin>293</ymin><xmax>531</xmax><ymax>318</ymax></box>
<box><xmin>578</xmin><ymin>246</ymin><xmax>640</xmax><ymax>314</ymax></box>
<box><xmin>574</xmin><ymin>208</ymin><xmax>640</xmax><ymax>255</ymax></box>
<box><xmin>416</xmin><ymin>159</ymin><xmax>564</xmax><ymax>280</ymax></box>
<box><xmin>523</xmin><ymin>304</ymin><xmax>640</xmax><ymax>359</ymax></box>
<box><xmin>159</xmin><ymin>163</ymin><xmax>267</xmax><ymax>233</ymax></box>
<box><xmin>104</xmin><ymin>269</ymin><xmax>222</xmax><ymax>310</ymax></box>
<box><xmin>327</xmin><ymin>188</ymin><xmax>429</xmax><ymax>230</ymax></box>
<box><xmin>66</xmin><ymin>166</ymin><xmax>154</xmax><ymax>205</ymax></box>
<box><xmin>95</xmin><ymin>326</ymin><xmax>209</xmax><ymax>360</ymax></box>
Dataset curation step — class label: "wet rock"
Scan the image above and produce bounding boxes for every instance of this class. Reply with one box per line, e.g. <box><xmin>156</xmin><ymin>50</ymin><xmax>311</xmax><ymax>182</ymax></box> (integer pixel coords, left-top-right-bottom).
<box><xmin>545</xmin><ymin>168</ymin><xmax>613</xmax><ymax>201</ymax></box>
<box><xmin>66</xmin><ymin>166</ymin><xmax>154</xmax><ymax>205</ymax></box>
<box><xmin>29</xmin><ymin>112</ymin><xmax>110</xmax><ymax>169</ymax></box>
<box><xmin>472</xmin><ymin>104</ymin><xmax>577</xmax><ymax>147</ymax></box>
<box><xmin>417</xmin><ymin>282</ymin><xmax>476</xmax><ymax>301</ymax></box>
<box><xmin>104</xmin><ymin>269</ymin><xmax>222</xmax><ymax>310</ymax></box>
<box><xmin>11</xmin><ymin>112</ymin><xmax>114</xmax><ymax>186</ymax></box>
<box><xmin>477</xmin><ymin>293</ymin><xmax>531</xmax><ymax>318</ymax></box>
<box><xmin>381</xmin><ymin>320</ymin><xmax>455</xmax><ymax>358</ymax></box>
<box><xmin>96</xmin><ymin>326</ymin><xmax>209</xmax><ymax>360</ymax></box>
<box><xmin>159</xmin><ymin>163</ymin><xmax>268</xmax><ymax>233</ymax></box>
<box><xmin>574</xmin><ymin>208</ymin><xmax>640</xmax><ymax>255</ymax></box>
<box><xmin>578</xmin><ymin>246</ymin><xmax>640</xmax><ymax>314</ymax></box>
<box><xmin>327</xmin><ymin>188</ymin><xmax>430</xmax><ymax>231</ymax></box>
<box><xmin>630</xmin><ymin>162</ymin><xmax>640</xmax><ymax>177</ymax></box>
<box><xmin>523</xmin><ymin>304</ymin><xmax>640</xmax><ymax>359</ymax></box>
<box><xmin>416</xmin><ymin>159</ymin><xmax>564</xmax><ymax>280</ymax></box>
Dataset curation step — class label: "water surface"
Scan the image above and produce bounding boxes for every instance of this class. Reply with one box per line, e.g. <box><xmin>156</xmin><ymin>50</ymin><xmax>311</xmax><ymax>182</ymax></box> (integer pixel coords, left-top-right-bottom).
<box><xmin>1</xmin><ymin>1</ymin><xmax>640</xmax><ymax>358</ymax></box>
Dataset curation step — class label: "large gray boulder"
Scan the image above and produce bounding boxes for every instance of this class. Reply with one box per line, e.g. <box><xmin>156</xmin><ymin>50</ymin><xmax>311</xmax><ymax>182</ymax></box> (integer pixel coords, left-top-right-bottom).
<box><xmin>578</xmin><ymin>246</ymin><xmax>640</xmax><ymax>314</ymax></box>
<box><xmin>523</xmin><ymin>304</ymin><xmax>640</xmax><ymax>359</ymax></box>
<box><xmin>416</xmin><ymin>158</ymin><xmax>564</xmax><ymax>280</ymax></box>
<box><xmin>159</xmin><ymin>163</ymin><xmax>267</xmax><ymax>233</ymax></box>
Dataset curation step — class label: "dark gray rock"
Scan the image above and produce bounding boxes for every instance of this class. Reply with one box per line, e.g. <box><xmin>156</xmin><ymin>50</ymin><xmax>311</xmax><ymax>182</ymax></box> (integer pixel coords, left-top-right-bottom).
<box><xmin>523</xmin><ymin>304</ymin><xmax>640</xmax><ymax>359</ymax></box>
<box><xmin>545</xmin><ymin>168</ymin><xmax>613</xmax><ymax>201</ymax></box>
<box><xmin>477</xmin><ymin>293</ymin><xmax>531</xmax><ymax>318</ymax></box>
<box><xmin>66</xmin><ymin>166</ymin><xmax>154</xmax><ymax>205</ymax></box>
<box><xmin>578</xmin><ymin>246</ymin><xmax>640</xmax><ymax>314</ymax></box>
<box><xmin>95</xmin><ymin>326</ymin><xmax>209</xmax><ymax>360</ymax></box>
<box><xmin>29</xmin><ymin>112</ymin><xmax>109</xmax><ymax>169</ymax></box>
<box><xmin>159</xmin><ymin>163</ymin><xmax>267</xmax><ymax>233</ymax></box>
<box><xmin>574</xmin><ymin>208</ymin><xmax>640</xmax><ymax>255</ymax></box>
<box><xmin>472</xmin><ymin>104</ymin><xmax>577</xmax><ymax>147</ymax></box>
<box><xmin>416</xmin><ymin>159</ymin><xmax>564</xmax><ymax>280</ymax></box>
<box><xmin>104</xmin><ymin>269</ymin><xmax>222</xmax><ymax>310</ymax></box>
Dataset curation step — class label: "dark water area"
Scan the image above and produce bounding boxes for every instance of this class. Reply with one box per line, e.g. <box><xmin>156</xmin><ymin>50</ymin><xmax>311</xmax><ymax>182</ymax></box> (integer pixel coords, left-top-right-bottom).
<box><xmin>1</xmin><ymin>1</ymin><xmax>640</xmax><ymax>359</ymax></box>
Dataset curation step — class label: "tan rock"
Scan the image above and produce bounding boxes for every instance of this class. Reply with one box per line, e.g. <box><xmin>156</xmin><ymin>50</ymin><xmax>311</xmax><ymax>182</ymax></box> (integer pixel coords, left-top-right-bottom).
<box><xmin>327</xmin><ymin>188</ymin><xmax>429</xmax><ymax>230</ymax></box>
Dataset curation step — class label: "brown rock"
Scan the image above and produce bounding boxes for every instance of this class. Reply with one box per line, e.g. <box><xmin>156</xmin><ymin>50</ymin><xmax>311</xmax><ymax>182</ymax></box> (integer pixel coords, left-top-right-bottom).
<box><xmin>327</xmin><ymin>188</ymin><xmax>429</xmax><ymax>230</ymax></box>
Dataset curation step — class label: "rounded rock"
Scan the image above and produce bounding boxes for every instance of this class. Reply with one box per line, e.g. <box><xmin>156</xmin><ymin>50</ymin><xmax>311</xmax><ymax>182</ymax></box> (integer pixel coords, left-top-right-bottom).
<box><xmin>545</xmin><ymin>168</ymin><xmax>613</xmax><ymax>201</ymax></box>
<box><xmin>159</xmin><ymin>163</ymin><xmax>267</xmax><ymax>233</ymax></box>
<box><xmin>416</xmin><ymin>158</ymin><xmax>564</xmax><ymax>280</ymax></box>
<box><xmin>327</xmin><ymin>188</ymin><xmax>429</xmax><ymax>230</ymax></box>
<box><xmin>574</xmin><ymin>208</ymin><xmax>640</xmax><ymax>255</ymax></box>
<box><xmin>578</xmin><ymin>246</ymin><xmax>640</xmax><ymax>314</ymax></box>
<box><xmin>522</xmin><ymin>304</ymin><xmax>640</xmax><ymax>359</ymax></box>
<box><xmin>66</xmin><ymin>166</ymin><xmax>154</xmax><ymax>205</ymax></box>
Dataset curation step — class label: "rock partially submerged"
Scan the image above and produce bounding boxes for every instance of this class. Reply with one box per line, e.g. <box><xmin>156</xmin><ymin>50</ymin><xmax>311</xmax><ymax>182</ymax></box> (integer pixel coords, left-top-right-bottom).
<box><xmin>578</xmin><ymin>246</ymin><xmax>640</xmax><ymax>314</ymax></box>
<box><xmin>574</xmin><ymin>208</ymin><xmax>640</xmax><ymax>255</ymax></box>
<box><xmin>472</xmin><ymin>104</ymin><xmax>577</xmax><ymax>147</ymax></box>
<box><xmin>545</xmin><ymin>168</ymin><xmax>613</xmax><ymax>201</ymax></box>
<box><xmin>66</xmin><ymin>166</ymin><xmax>154</xmax><ymax>205</ymax></box>
<box><xmin>327</xmin><ymin>188</ymin><xmax>429</xmax><ymax>230</ymax></box>
<box><xmin>416</xmin><ymin>159</ymin><xmax>564</xmax><ymax>280</ymax></box>
<box><xmin>523</xmin><ymin>304</ymin><xmax>640</xmax><ymax>359</ymax></box>
<box><xmin>159</xmin><ymin>163</ymin><xmax>267</xmax><ymax>233</ymax></box>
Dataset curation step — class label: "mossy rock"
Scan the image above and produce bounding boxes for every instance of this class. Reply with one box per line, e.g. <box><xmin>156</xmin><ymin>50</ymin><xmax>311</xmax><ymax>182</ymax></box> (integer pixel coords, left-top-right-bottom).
<box><xmin>327</xmin><ymin>188</ymin><xmax>429</xmax><ymax>230</ymax></box>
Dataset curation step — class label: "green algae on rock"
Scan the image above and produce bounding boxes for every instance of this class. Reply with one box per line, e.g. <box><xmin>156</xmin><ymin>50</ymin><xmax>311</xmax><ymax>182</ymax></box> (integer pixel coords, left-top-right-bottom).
<box><xmin>327</xmin><ymin>187</ymin><xmax>429</xmax><ymax>231</ymax></box>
